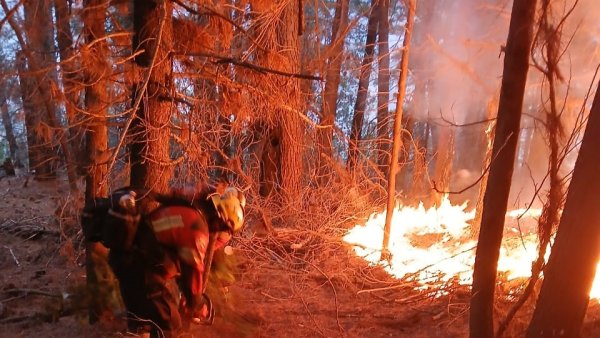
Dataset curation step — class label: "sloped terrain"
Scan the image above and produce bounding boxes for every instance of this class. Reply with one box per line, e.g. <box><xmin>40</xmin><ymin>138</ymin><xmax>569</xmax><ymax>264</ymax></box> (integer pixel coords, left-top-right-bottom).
<box><xmin>1</xmin><ymin>174</ymin><xmax>600</xmax><ymax>338</ymax></box>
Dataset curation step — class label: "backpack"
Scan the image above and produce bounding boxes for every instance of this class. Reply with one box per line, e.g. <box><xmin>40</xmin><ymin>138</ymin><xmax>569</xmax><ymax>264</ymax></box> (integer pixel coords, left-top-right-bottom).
<box><xmin>81</xmin><ymin>188</ymin><xmax>143</xmax><ymax>251</ymax></box>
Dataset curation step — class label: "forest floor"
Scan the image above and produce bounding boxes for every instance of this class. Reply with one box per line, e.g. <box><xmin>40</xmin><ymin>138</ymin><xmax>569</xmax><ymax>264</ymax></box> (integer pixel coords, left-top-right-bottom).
<box><xmin>2</xmin><ymin>174</ymin><xmax>600</xmax><ymax>338</ymax></box>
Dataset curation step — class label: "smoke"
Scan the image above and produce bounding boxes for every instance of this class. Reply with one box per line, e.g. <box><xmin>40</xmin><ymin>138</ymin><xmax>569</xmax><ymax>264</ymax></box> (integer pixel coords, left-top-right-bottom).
<box><xmin>409</xmin><ymin>0</ymin><xmax>510</xmax><ymax>124</ymax></box>
<box><xmin>407</xmin><ymin>0</ymin><xmax>600</xmax><ymax>208</ymax></box>
<box><xmin>514</xmin><ymin>0</ymin><xmax>600</xmax><ymax>207</ymax></box>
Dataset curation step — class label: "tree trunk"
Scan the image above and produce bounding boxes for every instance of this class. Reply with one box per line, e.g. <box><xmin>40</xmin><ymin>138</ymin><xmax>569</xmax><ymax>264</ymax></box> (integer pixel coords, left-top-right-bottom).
<box><xmin>212</xmin><ymin>5</ymin><xmax>235</xmax><ymax>182</ymax></box>
<box><xmin>0</xmin><ymin>96</ymin><xmax>18</xmax><ymax>161</ymax></box>
<box><xmin>55</xmin><ymin>0</ymin><xmax>86</xmax><ymax>174</ymax></box>
<box><xmin>525</xmin><ymin>80</ymin><xmax>600</xmax><ymax>337</ymax></box>
<box><xmin>396</xmin><ymin>114</ymin><xmax>413</xmax><ymax>192</ymax></box>
<box><xmin>15</xmin><ymin>53</ymin><xmax>52</xmax><ymax>178</ymax></box>
<box><xmin>404</xmin><ymin>0</ymin><xmax>436</xmax><ymax>201</ymax></box>
<box><xmin>80</xmin><ymin>0</ymin><xmax>121</xmax><ymax>324</ymax></box>
<box><xmin>408</xmin><ymin>0</ymin><xmax>435</xmax><ymax>119</ymax></box>
<box><xmin>249</xmin><ymin>1</ymin><xmax>279</xmax><ymax>200</ymax></box>
<box><xmin>431</xmin><ymin>126</ymin><xmax>454</xmax><ymax>205</ymax></box>
<box><xmin>10</xmin><ymin>0</ymin><xmax>58</xmax><ymax>179</ymax></box>
<box><xmin>469</xmin><ymin>1</ymin><xmax>538</xmax><ymax>337</ymax></box>
<box><xmin>375</xmin><ymin>0</ymin><xmax>391</xmax><ymax>177</ymax></box>
<box><xmin>347</xmin><ymin>0</ymin><xmax>378</xmax><ymax>171</ymax></box>
<box><xmin>472</xmin><ymin>116</ymin><xmax>496</xmax><ymax>238</ymax></box>
<box><xmin>129</xmin><ymin>0</ymin><xmax>174</xmax><ymax>194</ymax></box>
<box><xmin>258</xmin><ymin>124</ymin><xmax>281</xmax><ymax>199</ymax></box>
<box><xmin>382</xmin><ymin>0</ymin><xmax>415</xmax><ymax>261</ymax></box>
<box><xmin>317</xmin><ymin>0</ymin><xmax>349</xmax><ymax>182</ymax></box>
<box><xmin>251</xmin><ymin>0</ymin><xmax>303</xmax><ymax>203</ymax></box>
<box><xmin>4</xmin><ymin>0</ymin><xmax>79</xmax><ymax>189</ymax></box>
<box><xmin>278</xmin><ymin>1</ymin><xmax>303</xmax><ymax>202</ymax></box>
<box><xmin>408</xmin><ymin>121</ymin><xmax>429</xmax><ymax>203</ymax></box>
<box><xmin>83</xmin><ymin>0</ymin><xmax>110</xmax><ymax>201</ymax></box>
<box><xmin>347</xmin><ymin>0</ymin><xmax>379</xmax><ymax>171</ymax></box>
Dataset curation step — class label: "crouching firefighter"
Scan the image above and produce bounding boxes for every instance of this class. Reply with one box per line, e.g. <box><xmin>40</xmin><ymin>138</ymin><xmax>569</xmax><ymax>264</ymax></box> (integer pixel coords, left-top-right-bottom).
<box><xmin>81</xmin><ymin>185</ymin><xmax>246</xmax><ymax>337</ymax></box>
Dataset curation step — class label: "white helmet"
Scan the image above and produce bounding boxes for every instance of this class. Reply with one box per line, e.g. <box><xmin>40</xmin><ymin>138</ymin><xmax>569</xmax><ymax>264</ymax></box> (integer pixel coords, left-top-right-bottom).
<box><xmin>209</xmin><ymin>187</ymin><xmax>246</xmax><ymax>233</ymax></box>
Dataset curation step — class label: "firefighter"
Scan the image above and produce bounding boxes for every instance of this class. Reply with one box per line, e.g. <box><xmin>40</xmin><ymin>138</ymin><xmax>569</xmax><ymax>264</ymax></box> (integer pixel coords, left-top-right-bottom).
<box><xmin>82</xmin><ymin>187</ymin><xmax>177</xmax><ymax>335</ymax></box>
<box><xmin>81</xmin><ymin>184</ymin><xmax>246</xmax><ymax>337</ymax></box>
<box><xmin>148</xmin><ymin>185</ymin><xmax>246</xmax><ymax>327</ymax></box>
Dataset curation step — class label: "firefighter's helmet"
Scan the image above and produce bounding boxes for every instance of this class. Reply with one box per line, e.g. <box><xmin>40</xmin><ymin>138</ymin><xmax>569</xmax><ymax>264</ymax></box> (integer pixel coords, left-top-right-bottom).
<box><xmin>209</xmin><ymin>187</ymin><xmax>246</xmax><ymax>233</ymax></box>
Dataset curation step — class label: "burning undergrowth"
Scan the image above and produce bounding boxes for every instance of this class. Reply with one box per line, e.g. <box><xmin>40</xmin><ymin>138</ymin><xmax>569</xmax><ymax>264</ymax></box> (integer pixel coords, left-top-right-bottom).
<box><xmin>342</xmin><ymin>195</ymin><xmax>600</xmax><ymax>301</ymax></box>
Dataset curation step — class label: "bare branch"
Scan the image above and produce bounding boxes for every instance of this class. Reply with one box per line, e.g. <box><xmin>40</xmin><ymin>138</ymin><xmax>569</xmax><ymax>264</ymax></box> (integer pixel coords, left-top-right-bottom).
<box><xmin>179</xmin><ymin>51</ymin><xmax>323</xmax><ymax>81</ymax></box>
<box><xmin>0</xmin><ymin>0</ymin><xmax>23</xmax><ymax>30</ymax></box>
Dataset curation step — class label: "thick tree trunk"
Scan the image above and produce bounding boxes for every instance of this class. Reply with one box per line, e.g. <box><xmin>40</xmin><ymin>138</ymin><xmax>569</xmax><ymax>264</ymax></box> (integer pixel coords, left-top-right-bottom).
<box><xmin>5</xmin><ymin>0</ymin><xmax>79</xmax><ymax>189</ymax></box>
<box><xmin>129</xmin><ymin>0</ymin><xmax>174</xmax><ymax>194</ymax></box>
<box><xmin>0</xmin><ymin>97</ymin><xmax>18</xmax><ymax>161</ymax></box>
<box><xmin>16</xmin><ymin>53</ymin><xmax>53</xmax><ymax>178</ymax></box>
<box><xmin>212</xmin><ymin>5</ymin><xmax>235</xmax><ymax>182</ymax></box>
<box><xmin>250</xmin><ymin>1</ymin><xmax>279</xmax><ymax>200</ymax></box>
<box><xmin>278</xmin><ymin>1</ymin><xmax>303</xmax><ymax>202</ymax></box>
<box><xmin>525</xmin><ymin>80</ymin><xmax>600</xmax><ymax>337</ymax></box>
<box><xmin>317</xmin><ymin>0</ymin><xmax>349</xmax><ymax>182</ymax></box>
<box><xmin>469</xmin><ymin>1</ymin><xmax>538</xmax><ymax>337</ymax></box>
<box><xmin>347</xmin><ymin>0</ymin><xmax>378</xmax><ymax>171</ymax></box>
<box><xmin>258</xmin><ymin>124</ymin><xmax>281</xmax><ymax>199</ymax></box>
<box><xmin>83</xmin><ymin>0</ymin><xmax>110</xmax><ymax>202</ymax></box>
<box><xmin>10</xmin><ymin>0</ymin><xmax>58</xmax><ymax>179</ymax></box>
<box><xmin>375</xmin><ymin>0</ymin><xmax>391</xmax><ymax>177</ymax></box>
<box><xmin>80</xmin><ymin>0</ymin><xmax>120</xmax><ymax>324</ymax></box>
<box><xmin>251</xmin><ymin>0</ymin><xmax>303</xmax><ymax>203</ymax></box>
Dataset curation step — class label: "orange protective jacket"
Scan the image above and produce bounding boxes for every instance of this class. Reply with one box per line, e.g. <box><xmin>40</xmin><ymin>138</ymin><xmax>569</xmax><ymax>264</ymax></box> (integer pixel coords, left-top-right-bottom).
<box><xmin>147</xmin><ymin>205</ymin><xmax>230</xmax><ymax>307</ymax></box>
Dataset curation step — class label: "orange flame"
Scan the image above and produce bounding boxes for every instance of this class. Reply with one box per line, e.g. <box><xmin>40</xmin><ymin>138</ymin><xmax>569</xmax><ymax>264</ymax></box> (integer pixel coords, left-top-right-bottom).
<box><xmin>343</xmin><ymin>195</ymin><xmax>600</xmax><ymax>299</ymax></box>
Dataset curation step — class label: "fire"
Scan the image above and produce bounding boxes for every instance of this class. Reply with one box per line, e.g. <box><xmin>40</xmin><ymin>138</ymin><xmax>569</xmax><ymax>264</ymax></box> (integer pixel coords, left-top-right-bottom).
<box><xmin>344</xmin><ymin>196</ymin><xmax>476</xmax><ymax>286</ymax></box>
<box><xmin>343</xmin><ymin>195</ymin><xmax>600</xmax><ymax>299</ymax></box>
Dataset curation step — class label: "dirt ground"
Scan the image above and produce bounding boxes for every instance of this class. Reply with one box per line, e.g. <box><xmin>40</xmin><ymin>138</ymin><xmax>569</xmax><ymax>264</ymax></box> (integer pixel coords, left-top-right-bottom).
<box><xmin>2</xmin><ymin>174</ymin><xmax>600</xmax><ymax>338</ymax></box>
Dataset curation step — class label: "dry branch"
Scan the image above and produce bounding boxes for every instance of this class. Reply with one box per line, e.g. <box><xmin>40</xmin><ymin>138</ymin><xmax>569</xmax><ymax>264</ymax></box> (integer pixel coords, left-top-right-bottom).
<box><xmin>0</xmin><ymin>0</ymin><xmax>23</xmax><ymax>30</ymax></box>
<box><xmin>181</xmin><ymin>51</ymin><xmax>323</xmax><ymax>81</ymax></box>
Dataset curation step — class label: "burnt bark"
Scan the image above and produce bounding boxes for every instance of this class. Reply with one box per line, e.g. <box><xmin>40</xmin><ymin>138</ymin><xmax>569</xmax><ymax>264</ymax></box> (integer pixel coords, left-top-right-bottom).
<box><xmin>469</xmin><ymin>0</ymin><xmax>538</xmax><ymax>337</ymax></box>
